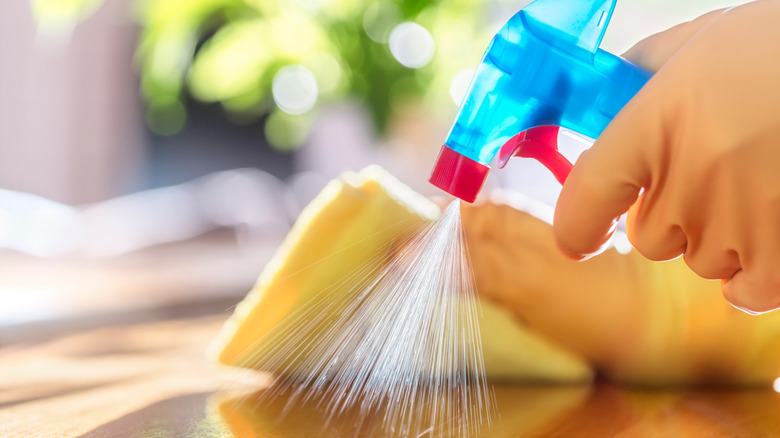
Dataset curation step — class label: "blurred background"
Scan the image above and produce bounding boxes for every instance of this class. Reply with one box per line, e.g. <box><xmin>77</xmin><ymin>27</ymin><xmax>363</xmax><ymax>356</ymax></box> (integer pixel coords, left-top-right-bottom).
<box><xmin>0</xmin><ymin>0</ymin><xmax>751</xmax><ymax>342</ymax></box>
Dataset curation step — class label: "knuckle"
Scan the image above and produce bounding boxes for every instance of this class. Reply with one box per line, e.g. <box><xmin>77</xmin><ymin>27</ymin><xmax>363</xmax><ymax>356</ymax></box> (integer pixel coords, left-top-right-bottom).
<box><xmin>682</xmin><ymin>248</ymin><xmax>741</xmax><ymax>280</ymax></box>
<box><xmin>754</xmin><ymin>270</ymin><xmax>780</xmax><ymax>293</ymax></box>
<box><xmin>682</xmin><ymin>252</ymin><xmax>709</xmax><ymax>278</ymax></box>
<box><xmin>723</xmin><ymin>268</ymin><xmax>780</xmax><ymax>314</ymax></box>
<box><xmin>628</xmin><ymin>221</ymin><xmax>686</xmax><ymax>261</ymax></box>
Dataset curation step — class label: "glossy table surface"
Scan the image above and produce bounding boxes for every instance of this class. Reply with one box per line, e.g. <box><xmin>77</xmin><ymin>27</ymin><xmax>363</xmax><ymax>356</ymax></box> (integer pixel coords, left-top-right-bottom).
<box><xmin>3</xmin><ymin>304</ymin><xmax>780</xmax><ymax>438</ymax></box>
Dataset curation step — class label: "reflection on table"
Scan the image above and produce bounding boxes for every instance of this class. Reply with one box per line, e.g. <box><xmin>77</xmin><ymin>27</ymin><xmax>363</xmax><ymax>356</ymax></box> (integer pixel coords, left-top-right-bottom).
<box><xmin>4</xmin><ymin>300</ymin><xmax>780</xmax><ymax>437</ymax></box>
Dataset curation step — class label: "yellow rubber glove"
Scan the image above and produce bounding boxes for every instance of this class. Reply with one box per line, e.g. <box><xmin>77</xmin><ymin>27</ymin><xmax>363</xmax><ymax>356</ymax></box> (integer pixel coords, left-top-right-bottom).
<box><xmin>553</xmin><ymin>1</ymin><xmax>780</xmax><ymax>314</ymax></box>
<box><xmin>464</xmin><ymin>194</ymin><xmax>780</xmax><ymax>386</ymax></box>
<box><xmin>212</xmin><ymin>166</ymin><xmax>591</xmax><ymax>384</ymax></box>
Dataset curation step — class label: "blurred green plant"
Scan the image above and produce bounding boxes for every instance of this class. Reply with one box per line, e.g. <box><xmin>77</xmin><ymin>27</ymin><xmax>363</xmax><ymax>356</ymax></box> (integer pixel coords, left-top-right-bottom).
<box><xmin>34</xmin><ymin>0</ymin><xmax>515</xmax><ymax>150</ymax></box>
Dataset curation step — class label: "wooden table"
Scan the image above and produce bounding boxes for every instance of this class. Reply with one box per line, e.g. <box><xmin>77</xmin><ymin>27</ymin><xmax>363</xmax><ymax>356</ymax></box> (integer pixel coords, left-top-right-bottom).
<box><xmin>4</xmin><ymin>300</ymin><xmax>780</xmax><ymax>438</ymax></box>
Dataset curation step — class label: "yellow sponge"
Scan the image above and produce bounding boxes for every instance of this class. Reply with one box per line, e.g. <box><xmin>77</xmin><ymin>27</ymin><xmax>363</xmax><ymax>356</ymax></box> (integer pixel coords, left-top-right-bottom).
<box><xmin>209</xmin><ymin>165</ymin><xmax>591</xmax><ymax>383</ymax></box>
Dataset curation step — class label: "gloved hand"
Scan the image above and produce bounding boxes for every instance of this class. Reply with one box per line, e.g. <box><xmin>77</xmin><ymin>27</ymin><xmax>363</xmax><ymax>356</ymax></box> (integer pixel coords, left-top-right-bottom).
<box><xmin>553</xmin><ymin>1</ymin><xmax>780</xmax><ymax>314</ymax></box>
<box><xmin>463</xmin><ymin>196</ymin><xmax>780</xmax><ymax>385</ymax></box>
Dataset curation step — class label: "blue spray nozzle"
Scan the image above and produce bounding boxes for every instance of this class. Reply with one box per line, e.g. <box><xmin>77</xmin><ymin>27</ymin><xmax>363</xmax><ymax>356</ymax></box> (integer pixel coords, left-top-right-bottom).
<box><xmin>429</xmin><ymin>0</ymin><xmax>653</xmax><ymax>203</ymax></box>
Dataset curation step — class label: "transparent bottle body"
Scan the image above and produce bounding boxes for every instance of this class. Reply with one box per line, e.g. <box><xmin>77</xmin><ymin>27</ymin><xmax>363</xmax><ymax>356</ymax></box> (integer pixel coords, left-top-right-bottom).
<box><xmin>444</xmin><ymin>11</ymin><xmax>652</xmax><ymax>166</ymax></box>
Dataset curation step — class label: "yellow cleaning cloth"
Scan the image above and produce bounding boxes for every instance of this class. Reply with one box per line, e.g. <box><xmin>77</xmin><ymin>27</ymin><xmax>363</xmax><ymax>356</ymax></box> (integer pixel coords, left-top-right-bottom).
<box><xmin>210</xmin><ymin>165</ymin><xmax>591</xmax><ymax>383</ymax></box>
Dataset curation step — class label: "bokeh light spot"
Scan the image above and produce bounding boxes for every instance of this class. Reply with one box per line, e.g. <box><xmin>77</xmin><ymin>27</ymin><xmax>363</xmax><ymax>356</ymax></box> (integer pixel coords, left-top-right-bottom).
<box><xmin>362</xmin><ymin>1</ymin><xmax>401</xmax><ymax>43</ymax></box>
<box><xmin>304</xmin><ymin>52</ymin><xmax>342</xmax><ymax>94</ymax></box>
<box><xmin>265</xmin><ymin>111</ymin><xmax>311</xmax><ymax>151</ymax></box>
<box><xmin>272</xmin><ymin>65</ymin><xmax>319</xmax><ymax>115</ymax></box>
<box><xmin>389</xmin><ymin>22</ymin><xmax>435</xmax><ymax>69</ymax></box>
<box><xmin>294</xmin><ymin>0</ymin><xmax>323</xmax><ymax>14</ymax></box>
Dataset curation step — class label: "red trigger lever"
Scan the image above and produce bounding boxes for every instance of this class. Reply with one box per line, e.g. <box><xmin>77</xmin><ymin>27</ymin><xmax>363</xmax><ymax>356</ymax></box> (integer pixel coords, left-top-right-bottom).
<box><xmin>497</xmin><ymin>126</ymin><xmax>573</xmax><ymax>185</ymax></box>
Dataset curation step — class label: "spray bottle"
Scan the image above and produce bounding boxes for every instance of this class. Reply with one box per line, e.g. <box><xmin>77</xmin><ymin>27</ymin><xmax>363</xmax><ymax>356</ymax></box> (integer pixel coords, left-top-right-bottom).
<box><xmin>429</xmin><ymin>0</ymin><xmax>653</xmax><ymax>202</ymax></box>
